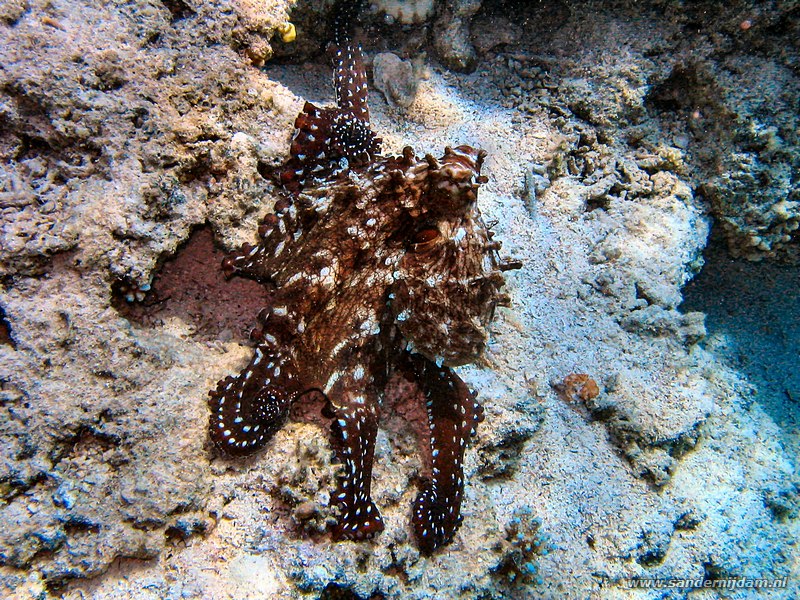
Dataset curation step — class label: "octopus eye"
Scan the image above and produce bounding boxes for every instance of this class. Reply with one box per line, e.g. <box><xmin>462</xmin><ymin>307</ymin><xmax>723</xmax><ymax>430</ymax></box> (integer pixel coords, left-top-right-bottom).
<box><xmin>409</xmin><ymin>226</ymin><xmax>441</xmax><ymax>253</ymax></box>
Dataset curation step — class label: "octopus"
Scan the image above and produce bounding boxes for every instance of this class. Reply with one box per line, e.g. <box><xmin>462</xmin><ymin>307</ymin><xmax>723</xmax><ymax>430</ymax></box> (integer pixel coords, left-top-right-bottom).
<box><xmin>208</xmin><ymin>0</ymin><xmax>518</xmax><ymax>554</ymax></box>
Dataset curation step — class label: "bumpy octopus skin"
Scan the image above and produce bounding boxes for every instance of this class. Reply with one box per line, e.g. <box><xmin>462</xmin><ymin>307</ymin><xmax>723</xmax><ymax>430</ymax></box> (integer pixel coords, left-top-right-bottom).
<box><xmin>208</xmin><ymin>0</ymin><xmax>514</xmax><ymax>554</ymax></box>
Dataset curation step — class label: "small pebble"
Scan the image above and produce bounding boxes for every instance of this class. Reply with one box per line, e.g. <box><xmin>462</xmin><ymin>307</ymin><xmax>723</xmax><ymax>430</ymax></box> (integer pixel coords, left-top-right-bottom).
<box><xmin>673</xmin><ymin>134</ymin><xmax>690</xmax><ymax>149</ymax></box>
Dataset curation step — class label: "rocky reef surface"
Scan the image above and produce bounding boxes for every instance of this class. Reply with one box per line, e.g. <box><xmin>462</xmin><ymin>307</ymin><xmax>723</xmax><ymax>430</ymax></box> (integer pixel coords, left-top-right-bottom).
<box><xmin>1</xmin><ymin>0</ymin><xmax>798</xmax><ymax>598</ymax></box>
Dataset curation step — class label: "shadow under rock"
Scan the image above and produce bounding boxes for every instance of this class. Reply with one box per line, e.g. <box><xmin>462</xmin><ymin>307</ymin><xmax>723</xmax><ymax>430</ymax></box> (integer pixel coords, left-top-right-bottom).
<box><xmin>681</xmin><ymin>231</ymin><xmax>800</xmax><ymax>451</ymax></box>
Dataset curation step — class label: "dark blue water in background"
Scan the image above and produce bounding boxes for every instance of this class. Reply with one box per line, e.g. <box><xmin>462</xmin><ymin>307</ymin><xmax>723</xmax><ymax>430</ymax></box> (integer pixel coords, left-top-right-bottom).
<box><xmin>682</xmin><ymin>232</ymin><xmax>800</xmax><ymax>456</ymax></box>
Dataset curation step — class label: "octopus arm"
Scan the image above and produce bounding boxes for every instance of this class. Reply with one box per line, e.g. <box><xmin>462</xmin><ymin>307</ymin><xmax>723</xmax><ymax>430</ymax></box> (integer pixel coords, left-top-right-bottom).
<box><xmin>401</xmin><ymin>353</ymin><xmax>484</xmax><ymax>554</ymax></box>
<box><xmin>222</xmin><ymin>237</ymin><xmax>279</xmax><ymax>282</ymax></box>
<box><xmin>329</xmin><ymin>34</ymin><xmax>382</xmax><ymax>165</ymax></box>
<box><xmin>279</xmin><ymin>102</ymin><xmax>340</xmax><ymax>193</ymax></box>
<box><xmin>322</xmin><ymin>364</ymin><xmax>385</xmax><ymax>541</ymax></box>
<box><xmin>330</xmin><ymin>0</ymin><xmax>381</xmax><ymax>165</ymax></box>
<box><xmin>222</xmin><ymin>199</ymin><xmax>305</xmax><ymax>283</ymax></box>
<box><xmin>333</xmin><ymin>42</ymin><xmax>370</xmax><ymax>125</ymax></box>
<box><xmin>208</xmin><ymin>341</ymin><xmax>303</xmax><ymax>456</ymax></box>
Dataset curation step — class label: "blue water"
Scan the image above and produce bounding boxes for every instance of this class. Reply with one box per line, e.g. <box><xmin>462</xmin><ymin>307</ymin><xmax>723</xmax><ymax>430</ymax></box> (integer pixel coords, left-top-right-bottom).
<box><xmin>682</xmin><ymin>233</ymin><xmax>800</xmax><ymax>456</ymax></box>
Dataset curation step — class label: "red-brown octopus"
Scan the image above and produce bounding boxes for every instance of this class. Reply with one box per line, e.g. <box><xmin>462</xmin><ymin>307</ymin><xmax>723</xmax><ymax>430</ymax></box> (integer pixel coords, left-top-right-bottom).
<box><xmin>208</xmin><ymin>0</ymin><xmax>518</xmax><ymax>554</ymax></box>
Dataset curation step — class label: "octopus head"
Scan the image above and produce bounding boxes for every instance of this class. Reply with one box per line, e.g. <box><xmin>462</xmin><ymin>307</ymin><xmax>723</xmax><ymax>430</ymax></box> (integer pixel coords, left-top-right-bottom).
<box><xmin>390</xmin><ymin>145</ymin><xmax>505</xmax><ymax>366</ymax></box>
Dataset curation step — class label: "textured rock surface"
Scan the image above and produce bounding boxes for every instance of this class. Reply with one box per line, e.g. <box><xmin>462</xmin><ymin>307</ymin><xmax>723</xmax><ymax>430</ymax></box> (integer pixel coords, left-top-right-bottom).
<box><xmin>371</xmin><ymin>0</ymin><xmax>435</xmax><ymax>25</ymax></box>
<box><xmin>0</xmin><ymin>0</ymin><xmax>298</xmax><ymax>591</ymax></box>
<box><xmin>1</xmin><ymin>0</ymin><xmax>798</xmax><ymax>599</ymax></box>
<box><xmin>433</xmin><ymin>0</ymin><xmax>482</xmax><ymax>72</ymax></box>
<box><xmin>477</xmin><ymin>0</ymin><xmax>800</xmax><ymax>262</ymax></box>
<box><xmin>372</xmin><ymin>52</ymin><xmax>419</xmax><ymax>107</ymax></box>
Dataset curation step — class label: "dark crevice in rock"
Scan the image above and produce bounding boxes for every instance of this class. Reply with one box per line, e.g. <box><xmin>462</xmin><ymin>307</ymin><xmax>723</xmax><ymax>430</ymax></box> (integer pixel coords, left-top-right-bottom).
<box><xmin>0</xmin><ymin>471</ymin><xmax>48</xmax><ymax>504</ymax></box>
<box><xmin>63</xmin><ymin>516</ymin><xmax>102</xmax><ymax>536</ymax></box>
<box><xmin>763</xmin><ymin>483</ymin><xmax>800</xmax><ymax>522</ymax></box>
<box><xmin>645</xmin><ymin>62</ymin><xmax>728</xmax><ymax>115</ymax></box>
<box><xmin>0</xmin><ymin>305</ymin><xmax>15</xmax><ymax>348</ymax></box>
<box><xmin>319</xmin><ymin>582</ymin><xmax>385</xmax><ymax>600</ymax></box>
<box><xmin>112</xmin><ymin>226</ymin><xmax>270</xmax><ymax>343</ymax></box>
<box><xmin>674</xmin><ymin>510</ymin><xmax>703</xmax><ymax>531</ymax></box>
<box><xmin>476</xmin><ymin>429</ymin><xmax>535</xmax><ymax>481</ymax></box>
<box><xmin>2</xmin><ymin>84</ymin><xmax>107</xmax><ymax>176</ymax></box>
<box><xmin>49</xmin><ymin>426</ymin><xmax>123</xmax><ymax>467</ymax></box>
<box><xmin>164</xmin><ymin>517</ymin><xmax>209</xmax><ymax>544</ymax></box>
<box><xmin>159</xmin><ymin>0</ymin><xmax>195</xmax><ymax>22</ymax></box>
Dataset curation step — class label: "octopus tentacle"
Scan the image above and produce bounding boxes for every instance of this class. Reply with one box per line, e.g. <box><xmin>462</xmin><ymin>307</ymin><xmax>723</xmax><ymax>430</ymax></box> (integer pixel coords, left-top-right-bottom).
<box><xmin>222</xmin><ymin>240</ymin><xmax>278</xmax><ymax>281</ymax></box>
<box><xmin>333</xmin><ymin>42</ymin><xmax>369</xmax><ymax>125</ymax></box>
<box><xmin>329</xmin><ymin>36</ymin><xmax>381</xmax><ymax>165</ymax></box>
<box><xmin>323</xmin><ymin>385</ymin><xmax>385</xmax><ymax>540</ymax></box>
<box><xmin>208</xmin><ymin>342</ymin><xmax>303</xmax><ymax>456</ymax></box>
<box><xmin>222</xmin><ymin>197</ymin><xmax>300</xmax><ymax>281</ymax></box>
<box><xmin>401</xmin><ymin>353</ymin><xmax>484</xmax><ymax>554</ymax></box>
<box><xmin>279</xmin><ymin>103</ymin><xmax>340</xmax><ymax>193</ymax></box>
<box><xmin>278</xmin><ymin>0</ymin><xmax>379</xmax><ymax>194</ymax></box>
<box><xmin>330</xmin><ymin>0</ymin><xmax>380</xmax><ymax>164</ymax></box>
<box><xmin>331</xmin><ymin>0</ymin><xmax>364</xmax><ymax>47</ymax></box>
